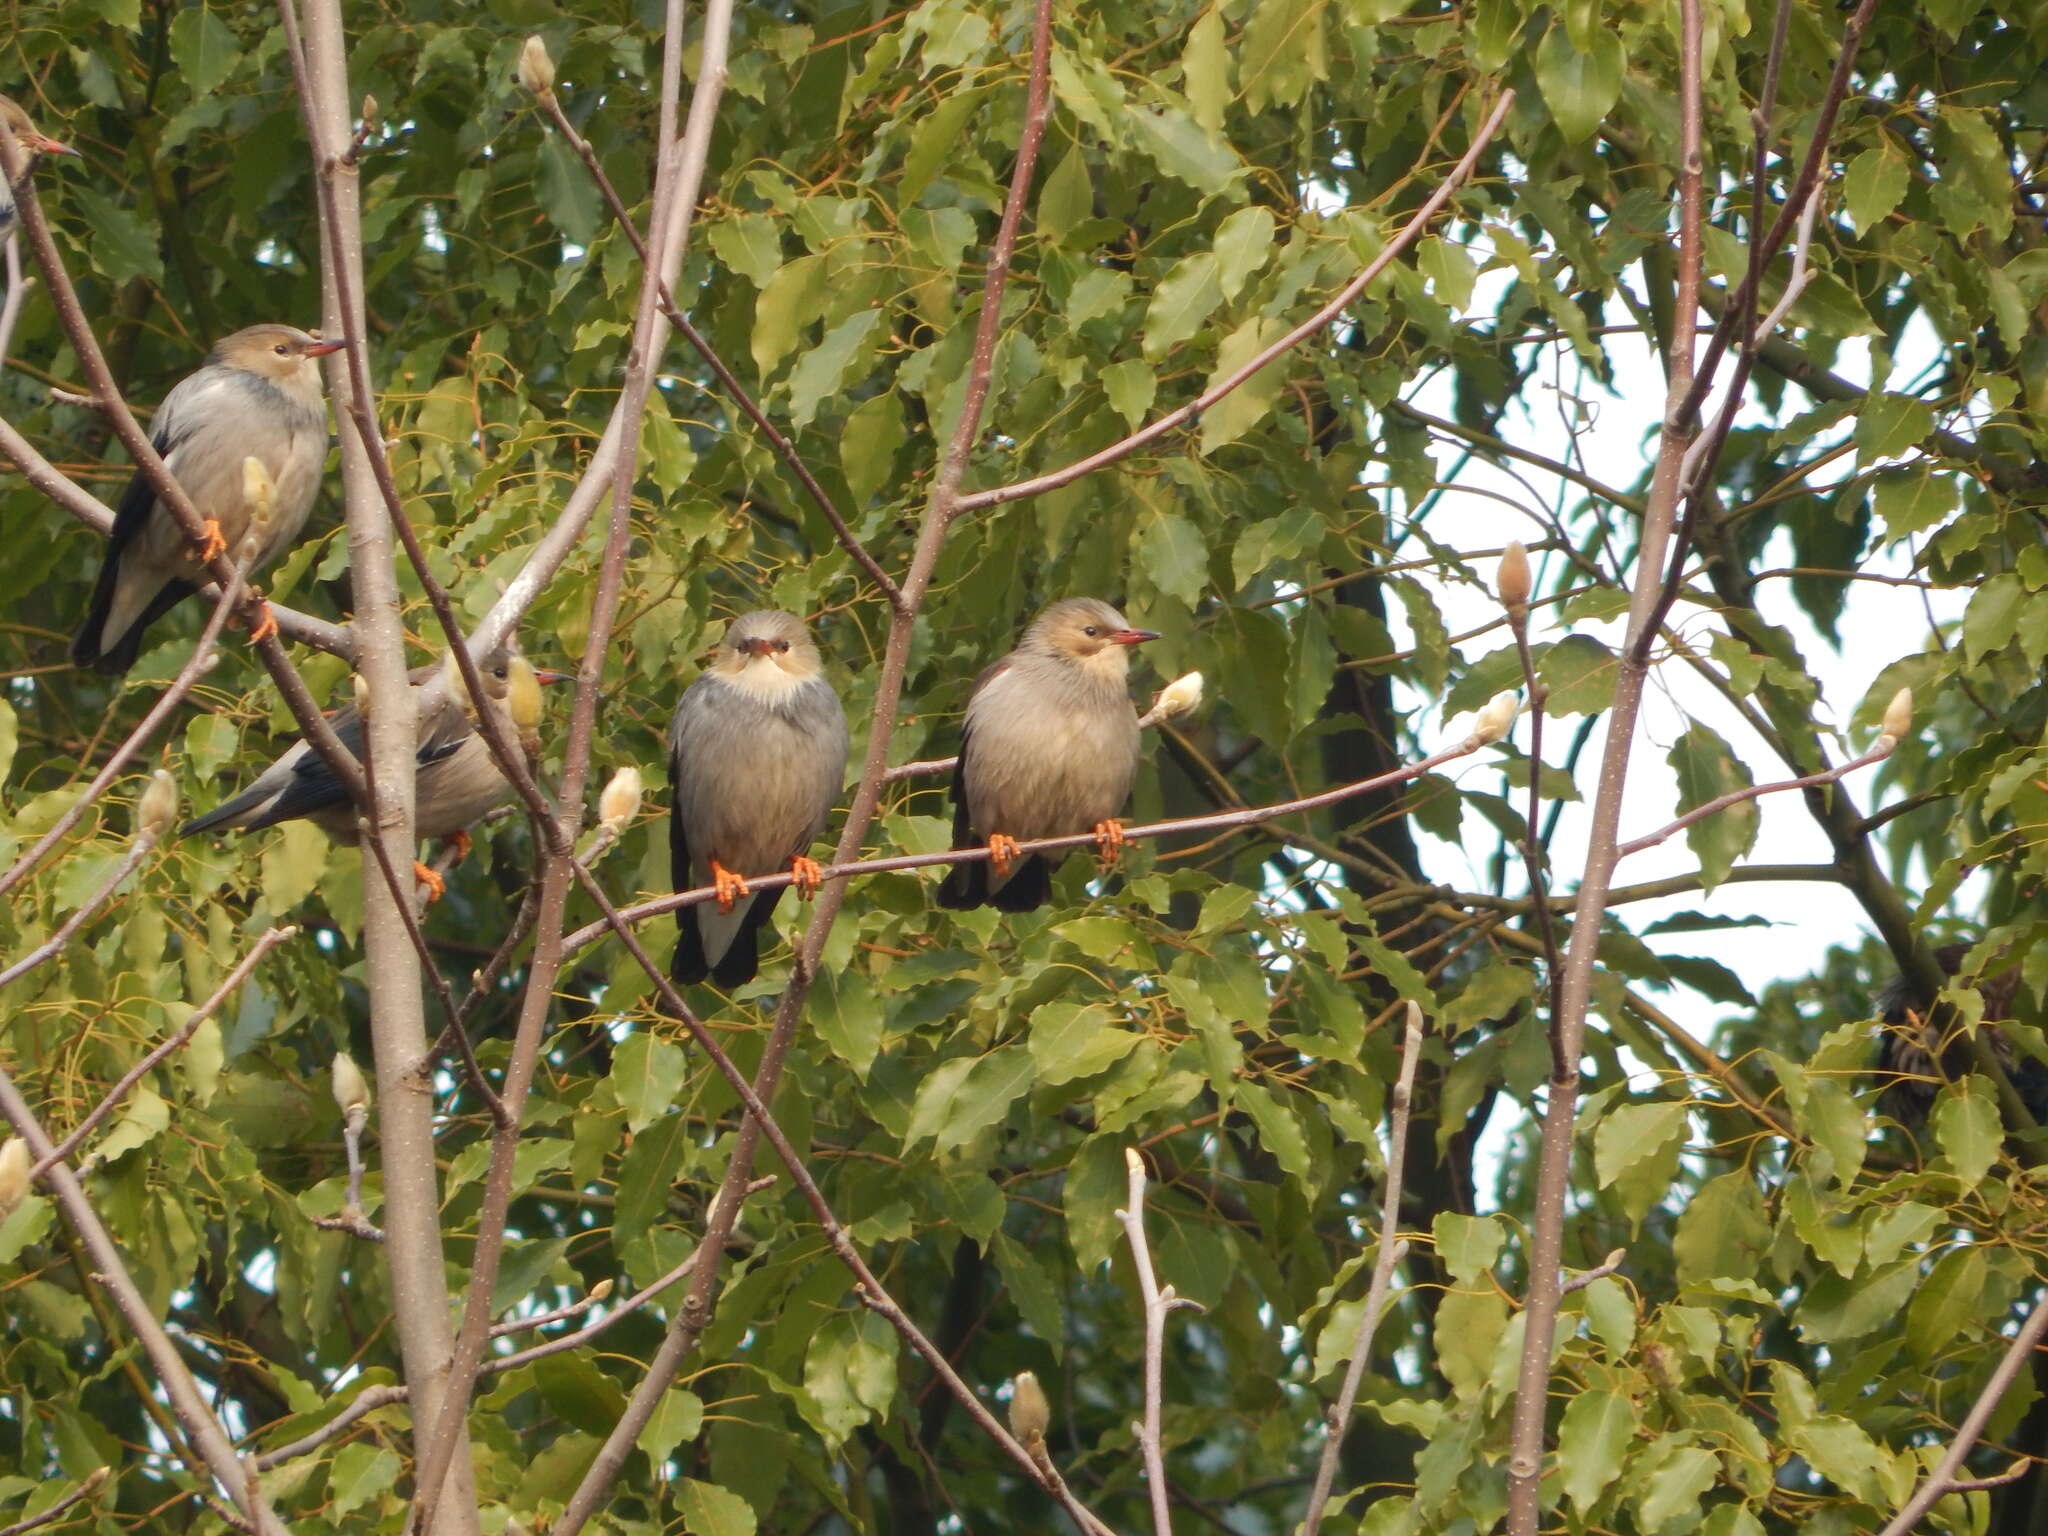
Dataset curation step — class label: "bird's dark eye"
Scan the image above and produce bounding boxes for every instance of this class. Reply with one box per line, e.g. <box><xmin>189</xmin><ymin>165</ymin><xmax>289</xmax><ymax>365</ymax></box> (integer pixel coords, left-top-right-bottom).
<box><xmin>777</xmin><ymin>640</ymin><xmax>791</xmax><ymax>653</ymax></box>
<box><xmin>274</xmin><ymin>344</ymin><xmax>289</xmax><ymax>355</ymax></box>
<box><xmin>1083</xmin><ymin>626</ymin><xmax>1099</xmax><ymax>637</ymax></box>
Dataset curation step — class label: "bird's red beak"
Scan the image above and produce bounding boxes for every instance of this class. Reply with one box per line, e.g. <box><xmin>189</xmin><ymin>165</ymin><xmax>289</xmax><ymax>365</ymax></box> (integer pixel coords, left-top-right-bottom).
<box><xmin>303</xmin><ymin>338</ymin><xmax>348</xmax><ymax>357</ymax></box>
<box><xmin>1108</xmin><ymin>628</ymin><xmax>1160</xmax><ymax>646</ymax></box>
<box><xmin>533</xmin><ymin>668</ymin><xmax>573</xmax><ymax>685</ymax></box>
<box><xmin>737</xmin><ymin>637</ymin><xmax>774</xmax><ymax>657</ymax></box>
<box><xmin>32</xmin><ymin>134</ymin><xmax>79</xmax><ymax>158</ymax></box>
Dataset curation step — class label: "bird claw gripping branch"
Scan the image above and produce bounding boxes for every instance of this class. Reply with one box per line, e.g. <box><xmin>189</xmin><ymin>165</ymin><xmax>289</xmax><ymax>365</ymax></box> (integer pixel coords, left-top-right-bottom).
<box><xmin>987</xmin><ymin>833</ymin><xmax>1022</xmax><ymax>879</ymax></box>
<box><xmin>1093</xmin><ymin>819</ymin><xmax>1129</xmax><ymax>862</ymax></box>
<box><xmin>790</xmin><ymin>855</ymin><xmax>825</xmax><ymax>900</ymax></box>
<box><xmin>711</xmin><ymin>859</ymin><xmax>750</xmax><ymax>914</ymax></box>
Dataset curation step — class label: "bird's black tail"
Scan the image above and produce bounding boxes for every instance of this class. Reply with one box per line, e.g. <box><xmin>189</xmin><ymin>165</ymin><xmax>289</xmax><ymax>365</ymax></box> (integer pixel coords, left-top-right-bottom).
<box><xmin>672</xmin><ymin>889</ymin><xmax>787</xmax><ymax>990</ymax></box>
<box><xmin>937</xmin><ymin>853</ymin><xmax>1051</xmax><ymax>912</ymax></box>
<box><xmin>72</xmin><ymin>573</ymin><xmax>194</xmax><ymax>676</ymax></box>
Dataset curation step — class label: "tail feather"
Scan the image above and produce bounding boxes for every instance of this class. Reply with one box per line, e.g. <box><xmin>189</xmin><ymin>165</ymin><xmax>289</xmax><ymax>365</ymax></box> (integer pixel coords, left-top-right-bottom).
<box><xmin>73</xmin><ymin>571</ymin><xmax>195</xmax><ymax>676</ymax></box>
<box><xmin>673</xmin><ymin>887</ymin><xmax>787</xmax><ymax>990</ymax></box>
<box><xmin>936</xmin><ymin>855</ymin><xmax>986</xmax><ymax>910</ymax></box>
<box><xmin>936</xmin><ymin>852</ymin><xmax>1053</xmax><ymax>912</ymax></box>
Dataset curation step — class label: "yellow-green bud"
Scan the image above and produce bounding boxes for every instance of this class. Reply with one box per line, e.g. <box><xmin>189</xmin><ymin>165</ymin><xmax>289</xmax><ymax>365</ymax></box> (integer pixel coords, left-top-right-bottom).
<box><xmin>1008</xmin><ymin>1370</ymin><xmax>1051</xmax><ymax>1443</ymax></box>
<box><xmin>518</xmin><ymin>36</ymin><xmax>557</xmax><ymax>100</ymax></box>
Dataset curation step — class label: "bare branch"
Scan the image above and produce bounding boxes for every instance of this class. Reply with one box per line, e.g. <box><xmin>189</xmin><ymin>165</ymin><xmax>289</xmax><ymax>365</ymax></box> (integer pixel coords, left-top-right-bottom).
<box><xmin>0</xmin><ymin>823</ymin><xmax>162</xmax><ymax>991</ymax></box>
<box><xmin>1117</xmin><ymin>1148</ymin><xmax>1203</xmax><ymax>1536</ymax></box>
<box><xmin>953</xmin><ymin>93</ymin><xmax>1514</xmax><ymax>516</ymax></box>
<box><xmin>0</xmin><ymin>236</ymin><xmax>32</xmax><ymax>367</ymax></box>
<box><xmin>1303</xmin><ymin>1004</ymin><xmax>1425</xmax><ymax>1536</ymax></box>
<box><xmin>1614</xmin><ymin>740</ymin><xmax>1891</xmax><ymax>862</ymax></box>
<box><xmin>1872</xmin><ymin>1297</ymin><xmax>2048</xmax><ymax>1536</ymax></box>
<box><xmin>0</xmin><ymin>1469</ymin><xmax>109</xmax><ymax>1536</ymax></box>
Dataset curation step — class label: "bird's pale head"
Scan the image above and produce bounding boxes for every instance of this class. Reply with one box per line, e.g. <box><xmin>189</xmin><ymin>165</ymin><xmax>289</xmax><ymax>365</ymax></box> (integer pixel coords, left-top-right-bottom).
<box><xmin>0</xmin><ymin>95</ymin><xmax>78</xmax><ymax>162</ymax></box>
<box><xmin>1026</xmin><ymin>597</ymin><xmax>1159</xmax><ymax>681</ymax></box>
<box><xmin>712</xmin><ymin>609</ymin><xmax>824</xmax><ymax>690</ymax></box>
<box><xmin>213</xmin><ymin>324</ymin><xmax>346</xmax><ymax>388</ymax></box>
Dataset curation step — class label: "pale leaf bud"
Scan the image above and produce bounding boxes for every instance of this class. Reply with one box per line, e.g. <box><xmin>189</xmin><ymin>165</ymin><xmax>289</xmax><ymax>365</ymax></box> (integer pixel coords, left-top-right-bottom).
<box><xmin>81</xmin><ymin>1466</ymin><xmax>110</xmax><ymax>1494</ymax></box>
<box><xmin>0</xmin><ymin>1137</ymin><xmax>29</xmax><ymax>1218</ymax></box>
<box><xmin>518</xmin><ymin>35</ymin><xmax>557</xmax><ymax>101</ymax></box>
<box><xmin>360</xmin><ymin>94</ymin><xmax>381</xmax><ymax>133</ymax></box>
<box><xmin>1878</xmin><ymin>687</ymin><xmax>1913</xmax><ymax>747</ymax></box>
<box><xmin>1151</xmin><ymin>670</ymin><xmax>1204</xmax><ymax>722</ymax></box>
<box><xmin>353</xmin><ymin>672</ymin><xmax>372</xmax><ymax>717</ymax></box>
<box><xmin>1497</xmin><ymin>540</ymin><xmax>1531</xmax><ymax>615</ymax></box>
<box><xmin>590</xmin><ymin>1278</ymin><xmax>614</xmax><ymax>1301</ymax></box>
<box><xmin>1471</xmin><ymin>691</ymin><xmax>1518</xmax><ymax>746</ymax></box>
<box><xmin>136</xmin><ymin>768</ymin><xmax>177</xmax><ymax>841</ymax></box>
<box><xmin>331</xmin><ymin>1052</ymin><xmax>371</xmax><ymax>1128</ymax></box>
<box><xmin>1008</xmin><ymin>1370</ymin><xmax>1051</xmax><ymax>1443</ymax></box>
<box><xmin>599</xmin><ymin>765</ymin><xmax>643</xmax><ymax>831</ymax></box>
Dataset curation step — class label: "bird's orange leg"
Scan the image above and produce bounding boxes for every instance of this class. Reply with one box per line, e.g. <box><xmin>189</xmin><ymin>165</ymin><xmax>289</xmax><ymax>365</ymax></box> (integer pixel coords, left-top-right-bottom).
<box><xmin>443</xmin><ymin>830</ymin><xmax>473</xmax><ymax>865</ymax></box>
<box><xmin>987</xmin><ymin>833</ymin><xmax>1022</xmax><ymax>879</ymax></box>
<box><xmin>790</xmin><ymin>855</ymin><xmax>825</xmax><ymax>900</ymax></box>
<box><xmin>1093</xmin><ymin>819</ymin><xmax>1129</xmax><ymax>863</ymax></box>
<box><xmin>412</xmin><ymin>860</ymin><xmax>446</xmax><ymax>902</ymax></box>
<box><xmin>242</xmin><ymin>600</ymin><xmax>278</xmax><ymax>644</ymax></box>
<box><xmin>194</xmin><ymin>518</ymin><xmax>227</xmax><ymax>562</ymax></box>
<box><xmin>710</xmin><ymin>858</ymin><xmax>749</xmax><ymax>914</ymax></box>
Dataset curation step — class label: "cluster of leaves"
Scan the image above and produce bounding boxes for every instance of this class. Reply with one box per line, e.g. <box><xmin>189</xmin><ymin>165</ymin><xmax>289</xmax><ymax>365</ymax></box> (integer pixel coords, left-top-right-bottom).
<box><xmin>2</xmin><ymin>0</ymin><xmax>2048</xmax><ymax>1531</ymax></box>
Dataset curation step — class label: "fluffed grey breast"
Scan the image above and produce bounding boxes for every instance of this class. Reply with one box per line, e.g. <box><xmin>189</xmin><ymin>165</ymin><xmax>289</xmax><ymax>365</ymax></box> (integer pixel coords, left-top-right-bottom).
<box><xmin>938</xmin><ymin>596</ymin><xmax>1157</xmax><ymax>913</ymax></box>
<box><xmin>668</xmin><ymin>609</ymin><xmax>848</xmax><ymax>989</ymax></box>
<box><xmin>73</xmin><ymin>324</ymin><xmax>343</xmax><ymax>675</ymax></box>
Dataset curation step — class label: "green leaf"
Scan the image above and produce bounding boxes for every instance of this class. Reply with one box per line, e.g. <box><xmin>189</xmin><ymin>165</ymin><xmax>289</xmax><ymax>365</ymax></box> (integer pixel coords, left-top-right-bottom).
<box><xmin>1182</xmin><ymin>8</ymin><xmax>1231</xmax><ymax>133</ymax></box>
<box><xmin>1063</xmin><ymin>1136</ymin><xmax>1126</xmax><ymax>1273</ymax></box>
<box><xmin>1593</xmin><ymin>1102</ymin><xmax>1688</xmax><ymax>1190</ymax></box>
<box><xmin>328</xmin><ymin>1444</ymin><xmax>401</xmax><ymax>1518</ymax></box>
<box><xmin>1434</xmin><ymin>1287</ymin><xmax>1508</xmax><ymax>1400</ymax></box>
<box><xmin>904</xmin><ymin>1047</ymin><xmax>1035</xmax><ymax>1154</ymax></box>
<box><xmin>786</xmin><ymin>309</ymin><xmax>884</xmax><ymax>430</ymax></box>
<box><xmin>70</xmin><ymin>188</ymin><xmax>164</xmax><ymax>287</ymax></box>
<box><xmin>1139</xmin><ymin>510</ymin><xmax>1210</xmax><ymax>607</ymax></box>
<box><xmin>678</xmin><ymin>1477</ymin><xmax>758</xmax><ymax>1536</ymax></box>
<box><xmin>1539</xmin><ymin>635</ymin><xmax>1617</xmax><ymax>716</ymax></box>
<box><xmin>1239</xmin><ymin>0</ymin><xmax>1328</xmax><ymax>112</ymax></box>
<box><xmin>1213</xmin><ymin>206</ymin><xmax>1277</xmax><ymax>301</ymax></box>
<box><xmin>1128</xmin><ymin>104</ymin><xmax>1241</xmax><ymax>198</ymax></box>
<box><xmin>1854</xmin><ymin>392</ymin><xmax>1935</xmax><ymax>464</ymax></box>
<box><xmin>1535</xmin><ymin>22</ymin><xmax>1624</xmax><ymax>144</ymax></box>
<box><xmin>1432</xmin><ymin>1213</ymin><xmax>1504</xmax><ymax>1285</ymax></box>
<box><xmin>1631</xmin><ymin>1443</ymin><xmax>1718</xmax><ymax>1533</ymax></box>
<box><xmin>1142</xmin><ymin>252</ymin><xmax>1223</xmax><ymax>360</ymax></box>
<box><xmin>812</xmin><ymin>965</ymin><xmax>883</xmax><ymax>1079</ymax></box>
<box><xmin>838</xmin><ymin>393</ymin><xmax>905</xmax><ymax>509</ymax></box>
<box><xmin>168</xmin><ymin>6</ymin><xmax>242</xmax><ymax>96</ymax></box>
<box><xmin>1102</xmin><ymin>358</ymin><xmax>1156</xmax><ymax>429</ymax></box>
<box><xmin>1559</xmin><ymin>1389</ymin><xmax>1636</xmax><ymax>1512</ymax></box>
<box><xmin>1871</xmin><ymin>468</ymin><xmax>1955</xmax><ymax>539</ymax></box>
<box><xmin>611</xmin><ymin>1033</ymin><xmax>686</xmax><ymax>1132</ymax></box>
<box><xmin>751</xmin><ymin>255</ymin><xmax>828</xmax><ymax>377</ymax></box>
<box><xmin>1932</xmin><ymin>1078</ymin><xmax>2000</xmax><ymax>1186</ymax></box>
<box><xmin>0</xmin><ymin>699</ymin><xmax>14</xmax><ymax>787</ymax></box>
<box><xmin>637</xmin><ymin>1387</ymin><xmax>705</xmax><ymax>1468</ymax></box>
<box><xmin>1905</xmin><ymin>1244</ymin><xmax>1985</xmax><ymax>1361</ymax></box>
<box><xmin>1234</xmin><ymin>1081</ymin><xmax>1312</xmax><ymax>1185</ymax></box>
<box><xmin>535</xmin><ymin>135</ymin><xmax>603</xmax><ymax>244</ymax></box>
<box><xmin>1199</xmin><ymin>315</ymin><xmax>1289</xmax><ymax>454</ymax></box>
<box><xmin>1843</xmin><ymin>145</ymin><xmax>1909</xmax><ymax>235</ymax></box>
<box><xmin>1029</xmin><ymin>1002</ymin><xmax>1142</xmax><ymax>1085</ymax></box>
<box><xmin>1666</xmin><ymin>722</ymin><xmax>1757</xmax><ymax>892</ymax></box>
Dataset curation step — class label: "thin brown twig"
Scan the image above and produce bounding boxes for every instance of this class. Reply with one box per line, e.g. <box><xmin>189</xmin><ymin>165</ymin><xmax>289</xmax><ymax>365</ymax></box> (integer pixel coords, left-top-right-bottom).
<box><xmin>954</xmin><ymin>93</ymin><xmax>1514</xmax><ymax>515</ymax></box>
<box><xmin>1871</xmin><ymin>1297</ymin><xmax>2048</xmax><ymax>1536</ymax></box>
<box><xmin>1302</xmin><ymin>1004</ymin><xmax>1424</xmax><ymax>1536</ymax></box>
<box><xmin>0</xmin><ymin>827</ymin><xmax>161</xmax><ymax>990</ymax></box>
<box><xmin>1118</xmin><ymin>1148</ymin><xmax>1206</xmax><ymax>1536</ymax></box>
<box><xmin>29</xmin><ymin>926</ymin><xmax>297</xmax><ymax>1178</ymax></box>
<box><xmin>0</xmin><ymin>1470</ymin><xmax>110</xmax><ymax>1536</ymax></box>
<box><xmin>534</xmin><ymin>91</ymin><xmax>904</xmax><ymax>612</ymax></box>
<box><xmin>1613</xmin><ymin>741</ymin><xmax>1891</xmax><ymax>861</ymax></box>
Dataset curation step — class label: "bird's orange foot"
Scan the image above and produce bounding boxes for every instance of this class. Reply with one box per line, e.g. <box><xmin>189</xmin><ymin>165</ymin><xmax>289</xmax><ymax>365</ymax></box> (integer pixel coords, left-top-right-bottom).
<box><xmin>412</xmin><ymin>860</ymin><xmax>446</xmax><ymax>903</ymax></box>
<box><xmin>988</xmin><ymin>833</ymin><xmax>1022</xmax><ymax>879</ymax></box>
<box><xmin>790</xmin><ymin>855</ymin><xmax>824</xmax><ymax>900</ymax></box>
<box><xmin>442</xmin><ymin>830</ymin><xmax>473</xmax><ymax>865</ymax></box>
<box><xmin>710</xmin><ymin>859</ymin><xmax>749</xmax><ymax>914</ymax></box>
<box><xmin>1093</xmin><ymin>819</ymin><xmax>1129</xmax><ymax>862</ymax></box>
<box><xmin>243</xmin><ymin>600</ymin><xmax>278</xmax><ymax>644</ymax></box>
<box><xmin>195</xmin><ymin>518</ymin><xmax>227</xmax><ymax>562</ymax></box>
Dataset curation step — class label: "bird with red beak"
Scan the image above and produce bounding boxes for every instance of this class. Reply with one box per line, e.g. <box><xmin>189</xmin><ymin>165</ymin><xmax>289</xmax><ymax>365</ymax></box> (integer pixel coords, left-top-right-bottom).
<box><xmin>73</xmin><ymin>324</ymin><xmax>347</xmax><ymax>674</ymax></box>
<box><xmin>668</xmin><ymin>609</ymin><xmax>849</xmax><ymax>989</ymax></box>
<box><xmin>0</xmin><ymin>95</ymin><xmax>79</xmax><ymax>237</ymax></box>
<box><xmin>181</xmin><ymin>646</ymin><xmax>571</xmax><ymax>901</ymax></box>
<box><xmin>938</xmin><ymin>597</ymin><xmax>1159</xmax><ymax>913</ymax></box>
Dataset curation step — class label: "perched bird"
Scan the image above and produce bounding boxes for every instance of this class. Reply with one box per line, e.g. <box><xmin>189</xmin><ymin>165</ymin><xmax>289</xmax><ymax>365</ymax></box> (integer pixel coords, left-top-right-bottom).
<box><xmin>72</xmin><ymin>324</ymin><xmax>344</xmax><ymax>675</ymax></box>
<box><xmin>181</xmin><ymin>646</ymin><xmax>567</xmax><ymax>896</ymax></box>
<box><xmin>0</xmin><ymin>95</ymin><xmax>79</xmax><ymax>236</ymax></box>
<box><xmin>1874</xmin><ymin>942</ymin><xmax>2048</xmax><ymax>1126</ymax></box>
<box><xmin>937</xmin><ymin>597</ymin><xmax>1157</xmax><ymax>913</ymax></box>
<box><xmin>668</xmin><ymin>610</ymin><xmax>848</xmax><ymax>989</ymax></box>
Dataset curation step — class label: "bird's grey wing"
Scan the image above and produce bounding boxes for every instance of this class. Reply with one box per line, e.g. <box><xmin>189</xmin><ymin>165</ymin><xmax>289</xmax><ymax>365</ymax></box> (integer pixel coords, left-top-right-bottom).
<box><xmin>947</xmin><ymin>657</ymin><xmax>1013</xmax><ymax>844</ymax></box>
